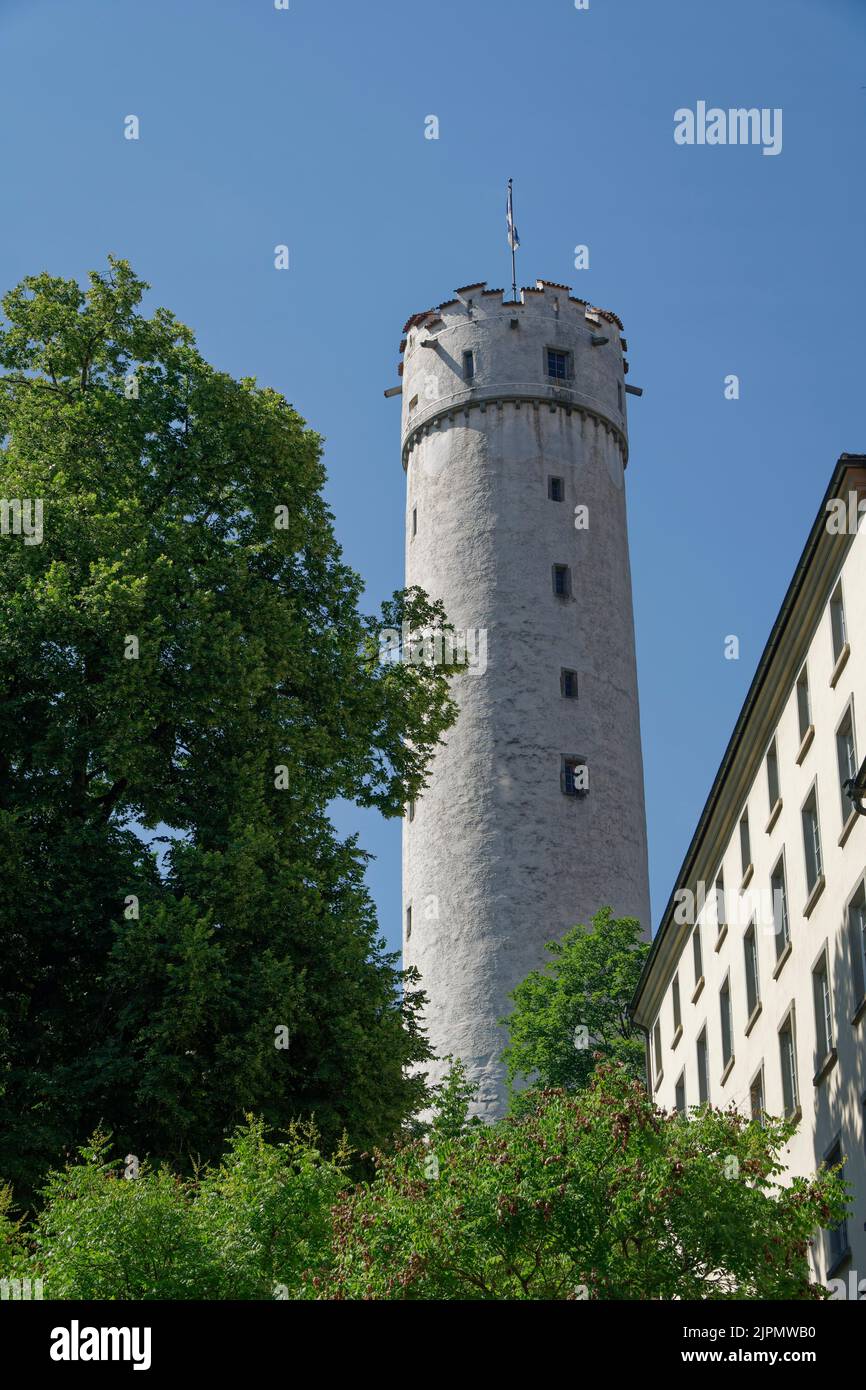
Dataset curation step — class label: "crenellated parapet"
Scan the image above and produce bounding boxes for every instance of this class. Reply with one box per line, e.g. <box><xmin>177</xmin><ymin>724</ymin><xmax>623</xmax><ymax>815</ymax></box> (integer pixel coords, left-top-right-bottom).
<box><xmin>397</xmin><ymin>280</ymin><xmax>631</xmax><ymax>469</ymax></box>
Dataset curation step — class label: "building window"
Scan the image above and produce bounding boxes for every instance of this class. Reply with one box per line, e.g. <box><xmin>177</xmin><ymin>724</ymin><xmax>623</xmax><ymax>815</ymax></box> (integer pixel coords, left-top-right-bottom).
<box><xmin>552</xmin><ymin>564</ymin><xmax>571</xmax><ymax>598</ymax></box>
<box><xmin>797</xmin><ymin>667</ymin><xmax>812</xmax><ymax>743</ymax></box>
<box><xmin>836</xmin><ymin>705</ymin><xmax>858</xmax><ymax>822</ymax></box>
<box><xmin>672</xmin><ymin>974</ymin><xmax>682</xmax><ymax>1034</ymax></box>
<box><xmin>779</xmin><ymin>1011</ymin><xmax>799</xmax><ymax>1118</ymax></box>
<box><xmin>696</xmin><ymin>1029</ymin><xmax>709</xmax><ymax>1104</ymax></box>
<box><xmin>692</xmin><ymin>925</ymin><xmax>703</xmax><ymax>988</ymax></box>
<box><xmin>739</xmin><ymin>810</ymin><xmax>752</xmax><ymax>880</ymax></box>
<box><xmin>462</xmin><ymin>349</ymin><xmax>475</xmax><ymax>380</ymax></box>
<box><xmin>548</xmin><ymin>475</ymin><xmax>564</xmax><ymax>502</ymax></box>
<box><xmin>546</xmin><ymin>348</ymin><xmax>570</xmax><ymax>380</ymax></box>
<box><xmin>830</xmin><ymin>583</ymin><xmax>847</xmax><ymax>664</ymax></box>
<box><xmin>408</xmin><ymin>800</ymin><xmax>415</xmax><ymax>823</ymax></box>
<box><xmin>802</xmin><ymin>787</ymin><xmax>823</xmax><ymax>893</ymax></box>
<box><xmin>771</xmin><ymin>857</ymin><xmax>790</xmax><ymax>959</ymax></box>
<box><xmin>812</xmin><ymin>950</ymin><xmax>834</xmax><ymax>1066</ymax></box>
<box><xmin>714</xmin><ymin>870</ymin><xmax>726</xmax><ymax>933</ymax></box>
<box><xmin>561</xmin><ymin>755</ymin><xmax>588</xmax><ymax>798</ymax></box>
<box><xmin>766</xmin><ymin>739</ymin><xmax>780</xmax><ymax>813</ymax></box>
<box><xmin>750</xmin><ymin>1067</ymin><xmax>765</xmax><ymax>1123</ymax></box>
<box><xmin>720</xmin><ymin>976</ymin><xmax>733</xmax><ymax>1071</ymax></box>
<box><xmin>405</xmin><ymin>904</ymin><xmax>412</xmax><ymax>941</ymax></box>
<box><xmin>675</xmin><ymin>1072</ymin><xmax>686</xmax><ymax>1115</ymax></box>
<box><xmin>744</xmin><ymin>922</ymin><xmax>760</xmax><ymax>1018</ymax></box>
<box><xmin>617</xmin><ymin>381</ymin><xmax>623</xmax><ymax>412</ymax></box>
<box><xmin>412</xmin><ymin>505</ymin><xmax>417</xmax><ymax>538</ymax></box>
<box><xmin>653</xmin><ymin>1019</ymin><xmax>662</xmax><ymax>1084</ymax></box>
<box><xmin>823</xmin><ymin>1140</ymin><xmax>849</xmax><ymax>1270</ymax></box>
<box><xmin>847</xmin><ymin>882</ymin><xmax>866</xmax><ymax>1005</ymax></box>
<box><xmin>561</xmin><ymin>668</ymin><xmax>578</xmax><ymax>699</ymax></box>
<box><xmin>409</xmin><ymin>393</ymin><xmax>419</xmax><ymax>413</ymax></box>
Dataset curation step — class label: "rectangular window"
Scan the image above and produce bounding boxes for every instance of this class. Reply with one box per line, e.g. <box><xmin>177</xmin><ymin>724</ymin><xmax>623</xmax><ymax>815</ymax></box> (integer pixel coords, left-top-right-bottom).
<box><xmin>802</xmin><ymin>788</ymin><xmax>823</xmax><ymax>892</ymax></box>
<box><xmin>547</xmin><ymin>348</ymin><xmax>569</xmax><ymax>380</ymax></box>
<box><xmin>561</xmin><ymin>668</ymin><xmax>578</xmax><ymax>699</ymax></box>
<box><xmin>553</xmin><ymin>564</ymin><xmax>571</xmax><ymax>598</ymax></box>
<box><xmin>836</xmin><ymin>707</ymin><xmax>858</xmax><ymax>821</ymax></box>
<box><xmin>653</xmin><ymin>1020</ymin><xmax>662</xmax><ymax>1083</ymax></box>
<box><xmin>766</xmin><ymin>740</ymin><xmax>780</xmax><ymax>812</ymax></box>
<box><xmin>797</xmin><ymin>668</ymin><xmax>812</xmax><ymax>742</ymax></box>
<box><xmin>720</xmin><ymin>976</ymin><xmax>733</xmax><ymax>1070</ymax></box>
<box><xmin>672</xmin><ymin>974</ymin><xmax>682</xmax><ymax>1034</ymax></box>
<box><xmin>715</xmin><ymin>871</ymin><xmax>727</xmax><ymax>931</ymax></box>
<box><xmin>548</xmin><ymin>475</ymin><xmax>564</xmax><ymax>502</ymax></box>
<box><xmin>405</xmin><ymin>904</ymin><xmax>412</xmax><ymax>940</ymax></box>
<box><xmin>462</xmin><ymin>349</ymin><xmax>474</xmax><ymax>380</ymax></box>
<box><xmin>771</xmin><ymin>858</ymin><xmax>790</xmax><ymax>959</ymax></box>
<box><xmin>739</xmin><ymin>810</ymin><xmax>752</xmax><ymax>879</ymax></box>
<box><xmin>696</xmin><ymin>1029</ymin><xmax>709</xmax><ymax>1104</ymax></box>
<box><xmin>561</xmin><ymin>755</ymin><xmax>588</xmax><ymax>798</ymax></box>
<box><xmin>779</xmin><ymin>1012</ymin><xmax>799</xmax><ymax>1117</ymax></box>
<box><xmin>813</xmin><ymin>951</ymin><xmax>834</xmax><ymax>1064</ymax></box>
<box><xmin>617</xmin><ymin>382</ymin><xmax>623</xmax><ymax>412</ymax></box>
<box><xmin>750</xmin><ymin>1068</ymin><xmax>765</xmax><ymax>1122</ymax></box>
<box><xmin>744</xmin><ymin>922</ymin><xmax>760</xmax><ymax>1018</ymax></box>
<box><xmin>675</xmin><ymin>1072</ymin><xmax>686</xmax><ymax>1115</ymax></box>
<box><xmin>847</xmin><ymin>883</ymin><xmax>866</xmax><ymax>1004</ymax></box>
<box><xmin>408</xmin><ymin>800</ymin><xmax>415</xmax><ymax>823</ymax></box>
<box><xmin>830</xmin><ymin>584</ymin><xmax>847</xmax><ymax>664</ymax></box>
<box><xmin>824</xmin><ymin>1141</ymin><xmax>849</xmax><ymax>1269</ymax></box>
<box><xmin>692</xmin><ymin>925</ymin><xmax>703</xmax><ymax>988</ymax></box>
<box><xmin>412</xmin><ymin>505</ymin><xmax>417</xmax><ymax>537</ymax></box>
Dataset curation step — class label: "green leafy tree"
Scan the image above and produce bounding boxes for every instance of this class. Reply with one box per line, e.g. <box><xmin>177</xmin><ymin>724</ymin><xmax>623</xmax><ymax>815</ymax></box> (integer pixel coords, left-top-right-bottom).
<box><xmin>24</xmin><ymin>1121</ymin><xmax>348</xmax><ymax>1300</ymax></box>
<box><xmin>314</xmin><ymin>1066</ymin><xmax>847</xmax><ymax>1301</ymax></box>
<box><xmin>0</xmin><ymin>258</ymin><xmax>459</xmax><ymax>1196</ymax></box>
<box><xmin>501</xmin><ymin>907</ymin><xmax>649</xmax><ymax>1100</ymax></box>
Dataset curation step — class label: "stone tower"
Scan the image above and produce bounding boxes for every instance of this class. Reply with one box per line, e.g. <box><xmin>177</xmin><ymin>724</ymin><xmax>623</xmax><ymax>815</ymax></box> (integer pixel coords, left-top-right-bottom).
<box><xmin>397</xmin><ymin>278</ymin><xmax>650</xmax><ymax>1120</ymax></box>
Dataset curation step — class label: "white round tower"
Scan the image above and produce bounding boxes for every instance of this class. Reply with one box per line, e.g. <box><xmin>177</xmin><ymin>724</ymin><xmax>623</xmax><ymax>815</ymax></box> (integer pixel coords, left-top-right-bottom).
<box><xmin>398</xmin><ymin>278</ymin><xmax>650</xmax><ymax>1120</ymax></box>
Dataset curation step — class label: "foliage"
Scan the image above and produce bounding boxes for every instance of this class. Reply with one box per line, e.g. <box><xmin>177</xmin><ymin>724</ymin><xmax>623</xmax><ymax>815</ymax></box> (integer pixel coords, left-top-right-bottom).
<box><xmin>3</xmin><ymin>1072</ymin><xmax>847</xmax><ymax>1301</ymax></box>
<box><xmin>0</xmin><ymin>258</ymin><xmax>459</xmax><ymax>1195</ymax></box>
<box><xmin>501</xmin><ymin>908</ymin><xmax>650</xmax><ymax>1102</ymax></box>
<box><xmin>316</xmin><ymin>1066</ymin><xmax>847</xmax><ymax>1301</ymax></box>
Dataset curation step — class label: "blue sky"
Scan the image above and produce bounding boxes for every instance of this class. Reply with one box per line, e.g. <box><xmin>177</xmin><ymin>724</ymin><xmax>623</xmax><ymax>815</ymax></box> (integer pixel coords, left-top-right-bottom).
<box><xmin>2</xmin><ymin>0</ymin><xmax>864</xmax><ymax>952</ymax></box>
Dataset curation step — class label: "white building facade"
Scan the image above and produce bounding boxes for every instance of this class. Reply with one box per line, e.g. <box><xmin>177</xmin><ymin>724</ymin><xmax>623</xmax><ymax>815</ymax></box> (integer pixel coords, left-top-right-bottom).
<box><xmin>396</xmin><ymin>280</ymin><xmax>651</xmax><ymax>1119</ymax></box>
<box><xmin>632</xmin><ymin>455</ymin><xmax>866</xmax><ymax>1290</ymax></box>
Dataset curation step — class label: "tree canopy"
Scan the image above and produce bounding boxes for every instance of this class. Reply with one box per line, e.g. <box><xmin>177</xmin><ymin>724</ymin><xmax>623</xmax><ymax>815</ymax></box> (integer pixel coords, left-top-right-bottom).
<box><xmin>501</xmin><ymin>907</ymin><xmax>649</xmax><ymax>1101</ymax></box>
<box><xmin>0</xmin><ymin>258</ymin><xmax>458</xmax><ymax>1196</ymax></box>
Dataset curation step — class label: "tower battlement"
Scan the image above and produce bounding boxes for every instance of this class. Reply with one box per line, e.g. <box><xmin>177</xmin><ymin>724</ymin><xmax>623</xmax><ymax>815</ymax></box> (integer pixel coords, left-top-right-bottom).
<box><xmin>399</xmin><ymin>278</ymin><xmax>631</xmax><ymax>470</ymax></box>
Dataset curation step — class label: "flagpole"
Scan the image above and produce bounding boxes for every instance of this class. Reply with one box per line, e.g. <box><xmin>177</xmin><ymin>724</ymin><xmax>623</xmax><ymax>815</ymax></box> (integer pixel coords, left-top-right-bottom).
<box><xmin>508</xmin><ymin>178</ymin><xmax>518</xmax><ymax>302</ymax></box>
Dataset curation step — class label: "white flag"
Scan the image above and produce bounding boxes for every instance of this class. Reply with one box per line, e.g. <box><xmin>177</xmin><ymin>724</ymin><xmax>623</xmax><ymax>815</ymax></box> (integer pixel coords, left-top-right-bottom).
<box><xmin>506</xmin><ymin>179</ymin><xmax>519</xmax><ymax>250</ymax></box>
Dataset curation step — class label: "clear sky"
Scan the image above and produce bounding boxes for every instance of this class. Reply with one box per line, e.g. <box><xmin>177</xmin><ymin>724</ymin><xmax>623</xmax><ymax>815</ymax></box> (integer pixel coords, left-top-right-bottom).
<box><xmin>2</xmin><ymin>0</ymin><xmax>864</xmax><ymax>953</ymax></box>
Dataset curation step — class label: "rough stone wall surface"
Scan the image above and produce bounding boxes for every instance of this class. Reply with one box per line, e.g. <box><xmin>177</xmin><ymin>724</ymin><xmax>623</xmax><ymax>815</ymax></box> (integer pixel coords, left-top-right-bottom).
<box><xmin>401</xmin><ymin>285</ymin><xmax>651</xmax><ymax>1120</ymax></box>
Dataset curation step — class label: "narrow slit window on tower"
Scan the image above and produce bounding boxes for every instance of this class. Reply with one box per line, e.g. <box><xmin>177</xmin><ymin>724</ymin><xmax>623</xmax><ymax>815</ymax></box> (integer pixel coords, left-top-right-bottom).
<box><xmin>546</xmin><ymin>348</ymin><xmax>570</xmax><ymax>380</ymax></box>
<box><xmin>548</xmin><ymin>475</ymin><xmax>564</xmax><ymax>502</ymax></box>
<box><xmin>617</xmin><ymin>382</ymin><xmax>623</xmax><ymax>411</ymax></box>
<box><xmin>405</xmin><ymin>904</ymin><xmax>412</xmax><ymax>941</ymax></box>
<box><xmin>462</xmin><ymin>349</ymin><xmax>475</xmax><ymax>380</ymax></box>
<box><xmin>412</xmin><ymin>505</ymin><xmax>417</xmax><ymax>538</ymax></box>
<box><xmin>552</xmin><ymin>564</ymin><xmax>571</xmax><ymax>598</ymax></box>
<box><xmin>561</xmin><ymin>668</ymin><xmax>578</xmax><ymax>699</ymax></box>
<box><xmin>561</xmin><ymin>755</ymin><xmax>588</xmax><ymax>798</ymax></box>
